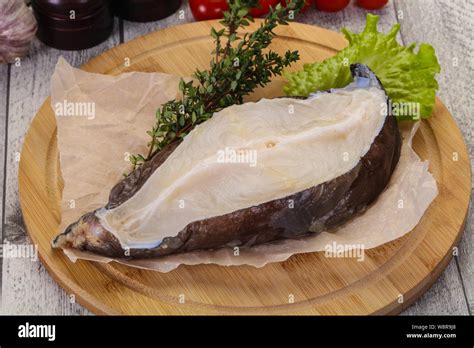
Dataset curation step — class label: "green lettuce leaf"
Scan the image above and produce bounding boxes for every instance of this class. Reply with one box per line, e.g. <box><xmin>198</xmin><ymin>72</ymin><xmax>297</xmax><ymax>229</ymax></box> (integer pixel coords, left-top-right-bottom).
<box><xmin>283</xmin><ymin>14</ymin><xmax>440</xmax><ymax>119</ymax></box>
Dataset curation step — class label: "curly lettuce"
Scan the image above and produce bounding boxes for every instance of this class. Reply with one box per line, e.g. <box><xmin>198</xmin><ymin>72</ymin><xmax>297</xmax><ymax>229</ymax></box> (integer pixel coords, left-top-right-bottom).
<box><xmin>283</xmin><ymin>14</ymin><xmax>440</xmax><ymax>119</ymax></box>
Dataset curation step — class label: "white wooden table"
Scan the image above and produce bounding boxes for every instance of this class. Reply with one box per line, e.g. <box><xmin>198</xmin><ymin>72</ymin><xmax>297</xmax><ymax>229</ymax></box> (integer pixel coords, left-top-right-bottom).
<box><xmin>0</xmin><ymin>0</ymin><xmax>472</xmax><ymax>315</ymax></box>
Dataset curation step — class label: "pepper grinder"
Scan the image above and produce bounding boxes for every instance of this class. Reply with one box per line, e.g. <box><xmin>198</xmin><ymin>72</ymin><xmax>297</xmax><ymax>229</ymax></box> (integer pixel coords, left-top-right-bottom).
<box><xmin>113</xmin><ymin>0</ymin><xmax>182</xmax><ymax>22</ymax></box>
<box><xmin>31</xmin><ymin>0</ymin><xmax>114</xmax><ymax>50</ymax></box>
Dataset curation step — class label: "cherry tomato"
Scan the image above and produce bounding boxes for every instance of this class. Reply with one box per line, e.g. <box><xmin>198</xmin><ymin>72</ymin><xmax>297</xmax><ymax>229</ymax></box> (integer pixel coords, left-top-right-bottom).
<box><xmin>189</xmin><ymin>0</ymin><xmax>229</xmax><ymax>21</ymax></box>
<box><xmin>189</xmin><ymin>0</ymin><xmax>313</xmax><ymax>21</ymax></box>
<box><xmin>356</xmin><ymin>0</ymin><xmax>389</xmax><ymax>10</ymax></box>
<box><xmin>250</xmin><ymin>0</ymin><xmax>281</xmax><ymax>17</ymax></box>
<box><xmin>301</xmin><ymin>0</ymin><xmax>314</xmax><ymax>12</ymax></box>
<box><xmin>314</xmin><ymin>0</ymin><xmax>350</xmax><ymax>12</ymax></box>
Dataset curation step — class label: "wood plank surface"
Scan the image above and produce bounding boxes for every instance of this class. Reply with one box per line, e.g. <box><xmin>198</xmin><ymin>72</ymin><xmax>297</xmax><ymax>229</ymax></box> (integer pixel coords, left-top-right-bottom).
<box><xmin>0</xmin><ymin>18</ymin><xmax>123</xmax><ymax>314</ymax></box>
<box><xmin>18</xmin><ymin>19</ymin><xmax>471</xmax><ymax>315</ymax></box>
<box><xmin>394</xmin><ymin>0</ymin><xmax>473</xmax><ymax>315</ymax></box>
<box><xmin>1</xmin><ymin>0</ymin><xmax>472</xmax><ymax>315</ymax></box>
<box><xmin>1</xmin><ymin>258</ymin><xmax>90</xmax><ymax>315</ymax></box>
<box><xmin>0</xmin><ymin>64</ymin><xmax>7</xmax><ymax>239</ymax></box>
<box><xmin>402</xmin><ymin>259</ymin><xmax>469</xmax><ymax>315</ymax></box>
<box><xmin>459</xmin><ymin>203</ymin><xmax>474</xmax><ymax>314</ymax></box>
<box><xmin>0</xmin><ymin>64</ymin><xmax>8</xmax><ymax>302</ymax></box>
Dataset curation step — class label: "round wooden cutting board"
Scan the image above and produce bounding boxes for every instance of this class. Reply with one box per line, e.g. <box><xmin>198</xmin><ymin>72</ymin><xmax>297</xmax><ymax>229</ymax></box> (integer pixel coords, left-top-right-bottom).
<box><xmin>19</xmin><ymin>20</ymin><xmax>471</xmax><ymax>315</ymax></box>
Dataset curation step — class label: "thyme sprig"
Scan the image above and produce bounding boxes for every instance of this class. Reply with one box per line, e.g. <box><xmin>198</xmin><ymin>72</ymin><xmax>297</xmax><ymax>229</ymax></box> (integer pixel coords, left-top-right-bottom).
<box><xmin>129</xmin><ymin>0</ymin><xmax>304</xmax><ymax>168</ymax></box>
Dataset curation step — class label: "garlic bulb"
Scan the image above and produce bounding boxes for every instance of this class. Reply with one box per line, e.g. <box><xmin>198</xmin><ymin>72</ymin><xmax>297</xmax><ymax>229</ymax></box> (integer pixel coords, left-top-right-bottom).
<box><xmin>0</xmin><ymin>0</ymin><xmax>37</xmax><ymax>64</ymax></box>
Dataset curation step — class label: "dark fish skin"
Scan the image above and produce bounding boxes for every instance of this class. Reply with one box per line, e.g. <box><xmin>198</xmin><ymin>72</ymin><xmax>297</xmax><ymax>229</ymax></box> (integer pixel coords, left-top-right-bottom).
<box><xmin>106</xmin><ymin>141</ymin><xmax>181</xmax><ymax>209</ymax></box>
<box><xmin>52</xmin><ymin>64</ymin><xmax>402</xmax><ymax>259</ymax></box>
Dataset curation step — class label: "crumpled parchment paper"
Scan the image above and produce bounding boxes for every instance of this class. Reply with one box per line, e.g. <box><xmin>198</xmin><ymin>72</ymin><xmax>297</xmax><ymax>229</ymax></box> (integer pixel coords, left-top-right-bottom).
<box><xmin>51</xmin><ymin>57</ymin><xmax>438</xmax><ymax>273</ymax></box>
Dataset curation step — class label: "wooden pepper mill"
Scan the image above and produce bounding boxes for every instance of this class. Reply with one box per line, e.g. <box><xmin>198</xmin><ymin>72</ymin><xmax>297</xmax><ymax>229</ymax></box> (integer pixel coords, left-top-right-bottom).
<box><xmin>113</xmin><ymin>0</ymin><xmax>182</xmax><ymax>22</ymax></box>
<box><xmin>31</xmin><ymin>0</ymin><xmax>114</xmax><ymax>50</ymax></box>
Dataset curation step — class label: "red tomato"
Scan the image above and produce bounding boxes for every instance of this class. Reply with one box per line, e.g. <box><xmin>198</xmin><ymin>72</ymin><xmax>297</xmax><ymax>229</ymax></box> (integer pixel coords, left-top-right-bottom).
<box><xmin>314</xmin><ymin>0</ymin><xmax>350</xmax><ymax>12</ymax></box>
<box><xmin>301</xmin><ymin>0</ymin><xmax>314</xmax><ymax>12</ymax></box>
<box><xmin>189</xmin><ymin>0</ymin><xmax>229</xmax><ymax>21</ymax></box>
<box><xmin>189</xmin><ymin>0</ymin><xmax>313</xmax><ymax>21</ymax></box>
<box><xmin>356</xmin><ymin>0</ymin><xmax>389</xmax><ymax>10</ymax></box>
<box><xmin>250</xmin><ymin>0</ymin><xmax>281</xmax><ymax>17</ymax></box>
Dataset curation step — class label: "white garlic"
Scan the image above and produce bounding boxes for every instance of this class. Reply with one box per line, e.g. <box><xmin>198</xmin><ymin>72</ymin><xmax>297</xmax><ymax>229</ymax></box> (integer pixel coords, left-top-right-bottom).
<box><xmin>0</xmin><ymin>0</ymin><xmax>37</xmax><ymax>64</ymax></box>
